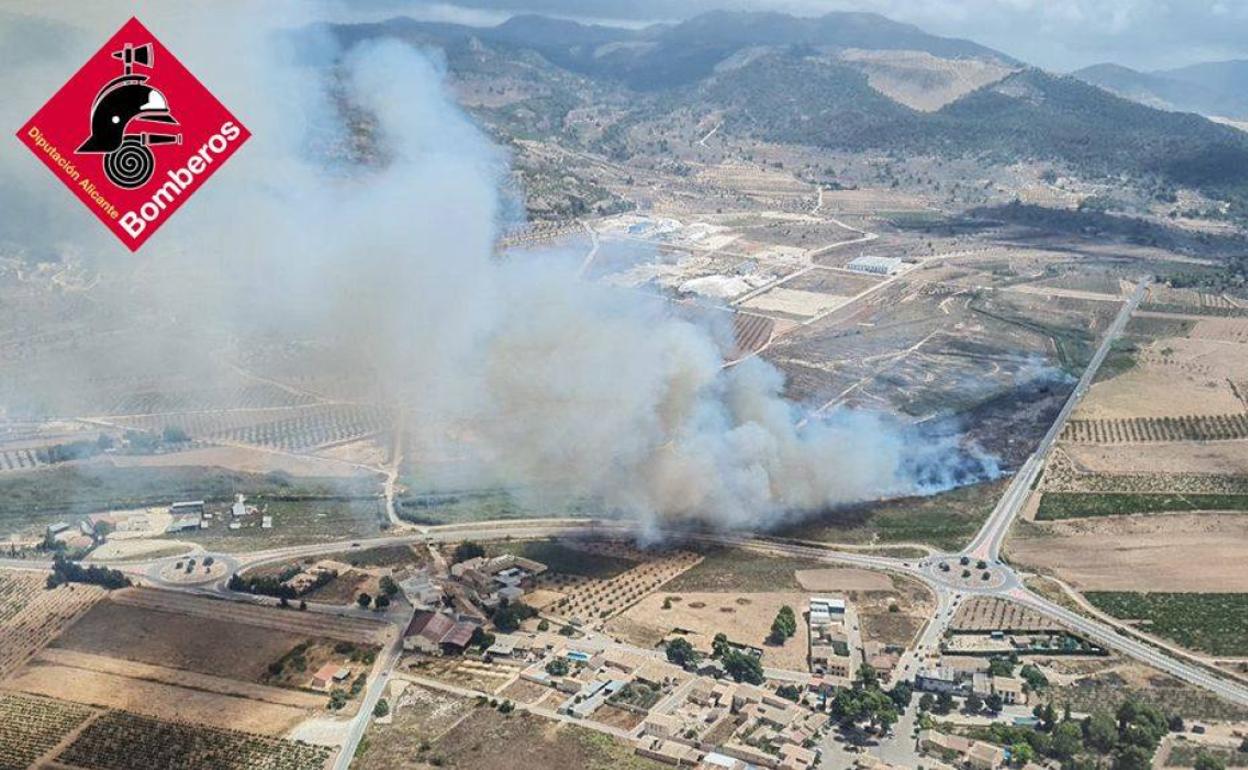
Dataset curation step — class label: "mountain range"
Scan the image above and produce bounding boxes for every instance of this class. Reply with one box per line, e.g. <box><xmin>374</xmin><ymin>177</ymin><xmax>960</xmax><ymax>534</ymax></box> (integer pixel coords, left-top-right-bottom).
<box><xmin>1073</xmin><ymin>60</ymin><xmax>1248</xmax><ymax>121</ymax></box>
<box><xmin>322</xmin><ymin>10</ymin><xmax>1248</xmax><ymax>211</ymax></box>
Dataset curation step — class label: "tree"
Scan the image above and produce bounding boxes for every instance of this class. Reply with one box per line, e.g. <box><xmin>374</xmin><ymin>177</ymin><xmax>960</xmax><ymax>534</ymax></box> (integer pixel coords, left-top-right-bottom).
<box><xmin>918</xmin><ymin>693</ymin><xmax>935</xmax><ymax>712</ymax></box>
<box><xmin>373</xmin><ymin>699</ymin><xmax>390</xmax><ymax>718</ymax></box>
<box><xmin>357</xmin><ymin>592</ymin><xmax>372</xmax><ymax>609</ymax></box>
<box><xmin>711</xmin><ymin>633</ymin><xmax>731</xmax><ymax>659</ymax></box>
<box><xmin>934</xmin><ymin>692</ymin><xmax>954</xmax><ymax>715</ymax></box>
<box><xmin>985</xmin><ymin>693</ymin><xmax>1004</xmax><ymax>713</ymax></box>
<box><xmin>299</xmin><ymin>599</ymin><xmax>308</xmax><ymax>611</ymax></box>
<box><xmin>722</xmin><ymin>650</ymin><xmax>764</xmax><ymax>685</ymax></box>
<box><xmin>965</xmin><ymin>693</ymin><xmax>983</xmax><ymax>713</ymax></box>
<box><xmin>665</xmin><ymin>637</ymin><xmax>699</xmax><ymax>668</ymax></box>
<box><xmin>1020</xmin><ymin>664</ymin><xmax>1048</xmax><ymax>691</ymax></box>
<box><xmin>545</xmin><ymin>658</ymin><xmax>569</xmax><ymax>676</ymax></box>
<box><xmin>1085</xmin><ymin>710</ymin><xmax>1119</xmax><ymax>754</ymax></box>
<box><xmin>1194</xmin><ymin>754</ymin><xmax>1227</xmax><ymax>770</ymax></box>
<box><xmin>1010</xmin><ymin>742</ymin><xmax>1034</xmax><ymax>767</ymax></box>
<box><xmin>375</xmin><ymin>594</ymin><xmax>390</xmax><ymax>610</ymax></box>
<box><xmin>451</xmin><ymin>541</ymin><xmax>485</xmax><ymax>564</ymax></box>
<box><xmin>777</xmin><ymin>684</ymin><xmax>801</xmax><ymax>702</ymax></box>
<box><xmin>1113</xmin><ymin>745</ymin><xmax>1153</xmax><ymax>770</ymax></box>
<box><xmin>855</xmin><ymin>663</ymin><xmax>879</xmax><ymax>690</ymax></box>
<box><xmin>492</xmin><ymin>601</ymin><xmax>536</xmax><ymax>633</ymax></box>
<box><xmin>1051</xmin><ymin>721</ymin><xmax>1084</xmax><ymax>760</ymax></box>
<box><xmin>768</xmin><ymin>606</ymin><xmax>797</xmax><ymax>644</ymax></box>
<box><xmin>379</xmin><ymin>575</ymin><xmax>399</xmax><ymax>597</ymax></box>
<box><xmin>162</xmin><ymin>425</ymin><xmax>190</xmax><ymax>443</ymax></box>
<box><xmin>888</xmin><ymin>682</ymin><xmax>912</xmax><ymax>709</ymax></box>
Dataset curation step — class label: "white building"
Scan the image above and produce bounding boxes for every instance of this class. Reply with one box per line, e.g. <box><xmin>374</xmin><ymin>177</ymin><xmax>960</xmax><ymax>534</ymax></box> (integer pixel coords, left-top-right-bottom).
<box><xmin>847</xmin><ymin>256</ymin><xmax>905</xmax><ymax>276</ymax></box>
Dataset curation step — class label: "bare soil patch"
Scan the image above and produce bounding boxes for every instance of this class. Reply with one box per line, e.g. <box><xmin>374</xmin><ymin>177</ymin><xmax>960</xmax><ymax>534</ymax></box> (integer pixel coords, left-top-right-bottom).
<box><xmin>606</xmin><ymin>590</ymin><xmax>810</xmax><ymax>670</ymax></box>
<box><xmin>793</xmin><ymin>568</ymin><xmax>894</xmax><ymax>592</ymax></box>
<box><xmin>1009</xmin><ymin>513</ymin><xmax>1248</xmax><ymax>592</ymax></box>
<box><xmin>51</xmin><ymin>600</ymin><xmax>311</xmax><ymax>683</ymax></box>
<box><xmin>4</xmin><ymin>660</ymin><xmax>309</xmax><ymax>735</ymax></box>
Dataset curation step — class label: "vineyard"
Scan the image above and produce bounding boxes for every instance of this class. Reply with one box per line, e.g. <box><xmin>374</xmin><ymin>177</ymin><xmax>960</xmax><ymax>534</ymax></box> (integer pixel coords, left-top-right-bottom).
<box><xmin>730</xmin><ymin>312</ymin><xmax>775</xmax><ymax>359</ymax></box>
<box><xmin>105</xmin><ymin>384</ymin><xmax>317</xmax><ymax>416</ymax></box>
<box><xmin>213</xmin><ymin>404</ymin><xmax>391</xmax><ymax>452</ymax></box>
<box><xmin>1062</xmin><ymin>413</ymin><xmax>1248</xmax><ymax>443</ymax></box>
<box><xmin>0</xmin><ymin>692</ymin><xmax>95</xmax><ymax>770</ymax></box>
<box><xmin>56</xmin><ymin>710</ymin><xmax>331</xmax><ymax>770</ymax></box>
<box><xmin>111</xmin><ymin>403</ymin><xmax>393</xmax><ymax>452</ymax></box>
<box><xmin>1083</xmin><ymin>592</ymin><xmax>1248</xmax><ymax>656</ymax></box>
<box><xmin>0</xmin><ymin>448</ymin><xmax>41</xmax><ymax>472</ymax></box>
<box><xmin>950</xmin><ymin>597</ymin><xmax>1062</xmax><ymax>633</ymax></box>
<box><xmin>0</xmin><ymin>571</ymin><xmax>105</xmax><ymax>679</ymax></box>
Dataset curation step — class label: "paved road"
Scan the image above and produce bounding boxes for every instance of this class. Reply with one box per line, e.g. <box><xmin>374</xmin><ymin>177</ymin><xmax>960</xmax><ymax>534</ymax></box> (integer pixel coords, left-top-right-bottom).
<box><xmin>332</xmin><ymin>605</ymin><xmax>412</xmax><ymax>770</ymax></box>
<box><xmin>965</xmin><ymin>278</ymin><xmax>1148</xmax><ymax>562</ymax></box>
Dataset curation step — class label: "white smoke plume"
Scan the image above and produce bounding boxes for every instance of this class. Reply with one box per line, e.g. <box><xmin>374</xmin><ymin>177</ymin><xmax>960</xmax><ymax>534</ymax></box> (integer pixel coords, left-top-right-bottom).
<box><xmin>0</xmin><ymin>3</ymin><xmax>998</xmax><ymax>534</ymax></box>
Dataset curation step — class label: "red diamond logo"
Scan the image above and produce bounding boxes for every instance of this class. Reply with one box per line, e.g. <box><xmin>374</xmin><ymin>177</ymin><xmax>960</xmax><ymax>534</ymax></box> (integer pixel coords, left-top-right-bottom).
<box><xmin>15</xmin><ymin>17</ymin><xmax>250</xmax><ymax>251</ymax></box>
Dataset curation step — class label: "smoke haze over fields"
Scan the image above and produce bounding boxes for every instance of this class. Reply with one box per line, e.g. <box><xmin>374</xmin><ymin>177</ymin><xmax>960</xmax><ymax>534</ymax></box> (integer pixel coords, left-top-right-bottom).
<box><xmin>1</xmin><ymin>3</ymin><xmax>997</xmax><ymax>533</ymax></box>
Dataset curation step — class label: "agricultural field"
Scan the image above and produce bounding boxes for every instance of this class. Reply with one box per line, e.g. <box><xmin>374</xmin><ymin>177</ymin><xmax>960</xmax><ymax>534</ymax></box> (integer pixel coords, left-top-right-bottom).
<box><xmin>660</xmin><ymin>548</ymin><xmax>827</xmax><ymax>593</ymax></box>
<box><xmin>56</xmin><ymin>709</ymin><xmax>331</xmax><ymax>770</ymax></box>
<box><xmin>5</xmin><ymin>589</ymin><xmax>386</xmax><ymax>737</ymax></box>
<box><xmin>0</xmin><ymin>464</ymin><xmax>380</xmax><ymax>538</ymax></box>
<box><xmin>1035</xmin><ymin>492</ymin><xmax>1248</xmax><ymax>520</ymax></box>
<box><xmin>0</xmin><ymin>571</ymin><xmax>104</xmax><ymax>680</ymax></box>
<box><xmin>51</xmin><ymin>599</ymin><xmax>330</xmax><ymax>683</ymax></box>
<box><xmin>0</xmin><ymin>692</ymin><xmax>94</xmax><ymax>770</ymax></box>
<box><xmin>1082</xmin><ymin>592</ymin><xmax>1248</xmax><ymax>657</ymax></box>
<box><xmin>1062</xmin><ymin>413</ymin><xmax>1248</xmax><ymax>443</ymax></box>
<box><xmin>1007</xmin><ymin>513</ymin><xmax>1248</xmax><ymax>592</ymax></box>
<box><xmin>533</xmin><ymin>545</ymin><xmax>702</xmax><ymax>630</ymax></box>
<box><xmin>358</xmin><ymin>707</ymin><xmax>667</xmax><ymax>770</ymax></box>
<box><xmin>1048</xmin><ymin>663</ymin><xmax>1248</xmax><ymax>722</ymax></box>
<box><xmin>950</xmin><ymin>596</ymin><xmax>1063</xmax><ymax>633</ymax></box>
<box><xmin>180</xmin><ymin>496</ymin><xmax>387</xmax><ymax>552</ymax></box>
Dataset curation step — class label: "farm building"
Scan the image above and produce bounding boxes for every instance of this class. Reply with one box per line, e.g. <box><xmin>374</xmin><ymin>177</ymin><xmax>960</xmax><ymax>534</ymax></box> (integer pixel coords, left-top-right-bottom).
<box><xmin>403</xmin><ymin>610</ymin><xmax>478</xmax><ymax>655</ymax></box>
<box><xmin>311</xmin><ymin>663</ymin><xmax>350</xmax><ymax>690</ymax></box>
<box><xmin>846</xmin><ymin>255</ymin><xmax>905</xmax><ymax>275</ymax></box>
<box><xmin>169</xmin><ymin>500</ymin><xmax>205</xmax><ymax>515</ymax></box>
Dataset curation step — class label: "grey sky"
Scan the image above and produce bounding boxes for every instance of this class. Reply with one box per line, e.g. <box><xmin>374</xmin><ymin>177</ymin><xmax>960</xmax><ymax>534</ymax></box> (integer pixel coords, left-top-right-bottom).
<box><xmin>339</xmin><ymin>0</ymin><xmax>1248</xmax><ymax>71</ymax></box>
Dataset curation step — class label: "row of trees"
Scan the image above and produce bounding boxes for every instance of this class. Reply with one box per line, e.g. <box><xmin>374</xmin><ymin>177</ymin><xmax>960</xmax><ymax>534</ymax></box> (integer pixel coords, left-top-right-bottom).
<box><xmin>46</xmin><ymin>554</ymin><xmax>130</xmax><ymax>590</ymax></box>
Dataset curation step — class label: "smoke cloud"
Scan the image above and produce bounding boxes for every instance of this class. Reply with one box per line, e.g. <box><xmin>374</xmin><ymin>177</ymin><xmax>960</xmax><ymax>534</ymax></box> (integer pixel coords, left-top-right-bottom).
<box><xmin>1</xmin><ymin>3</ymin><xmax>997</xmax><ymax>535</ymax></box>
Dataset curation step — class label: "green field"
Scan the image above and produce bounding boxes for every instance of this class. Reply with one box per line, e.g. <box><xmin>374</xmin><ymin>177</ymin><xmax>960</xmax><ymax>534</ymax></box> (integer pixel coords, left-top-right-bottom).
<box><xmin>491</xmin><ymin>540</ymin><xmax>634</xmax><ymax>579</ymax></box>
<box><xmin>661</xmin><ymin>548</ymin><xmax>826</xmax><ymax>592</ymax></box>
<box><xmin>178</xmin><ymin>498</ymin><xmax>387</xmax><ymax>552</ymax></box>
<box><xmin>1084</xmin><ymin>592</ymin><xmax>1248</xmax><ymax>656</ymax></box>
<box><xmin>777</xmin><ymin>479</ymin><xmax>1007</xmax><ymax>552</ymax></box>
<box><xmin>0</xmin><ymin>464</ymin><xmax>380</xmax><ymax>538</ymax></box>
<box><xmin>397</xmin><ymin>487</ymin><xmax>593</xmax><ymax>526</ymax></box>
<box><xmin>1037</xmin><ymin>492</ymin><xmax>1248</xmax><ymax>520</ymax></box>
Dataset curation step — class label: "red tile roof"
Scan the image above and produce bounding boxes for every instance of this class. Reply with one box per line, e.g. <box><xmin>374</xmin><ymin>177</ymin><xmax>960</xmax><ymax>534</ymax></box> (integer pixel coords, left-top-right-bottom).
<box><xmin>405</xmin><ymin>610</ymin><xmax>476</xmax><ymax>649</ymax></box>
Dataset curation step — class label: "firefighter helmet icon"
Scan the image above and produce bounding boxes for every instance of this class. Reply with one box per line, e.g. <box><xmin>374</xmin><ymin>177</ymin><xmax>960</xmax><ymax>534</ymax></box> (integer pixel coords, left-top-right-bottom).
<box><xmin>76</xmin><ymin>42</ymin><xmax>182</xmax><ymax>189</ymax></box>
